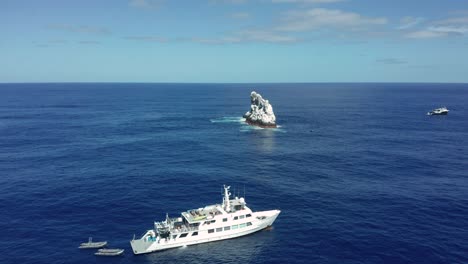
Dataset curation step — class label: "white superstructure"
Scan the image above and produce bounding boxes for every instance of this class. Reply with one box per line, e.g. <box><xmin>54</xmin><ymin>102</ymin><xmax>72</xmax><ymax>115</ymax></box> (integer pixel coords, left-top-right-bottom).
<box><xmin>130</xmin><ymin>185</ymin><xmax>280</xmax><ymax>255</ymax></box>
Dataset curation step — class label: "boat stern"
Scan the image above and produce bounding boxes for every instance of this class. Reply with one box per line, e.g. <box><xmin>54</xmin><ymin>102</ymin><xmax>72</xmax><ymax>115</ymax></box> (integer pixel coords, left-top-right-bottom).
<box><xmin>130</xmin><ymin>238</ymin><xmax>147</xmax><ymax>255</ymax></box>
<box><xmin>130</xmin><ymin>232</ymin><xmax>157</xmax><ymax>255</ymax></box>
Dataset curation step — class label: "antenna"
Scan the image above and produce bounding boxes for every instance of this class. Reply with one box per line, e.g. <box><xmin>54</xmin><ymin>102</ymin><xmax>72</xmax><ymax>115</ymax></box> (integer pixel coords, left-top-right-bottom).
<box><xmin>223</xmin><ymin>185</ymin><xmax>231</xmax><ymax>212</ymax></box>
<box><xmin>243</xmin><ymin>184</ymin><xmax>246</xmax><ymax>199</ymax></box>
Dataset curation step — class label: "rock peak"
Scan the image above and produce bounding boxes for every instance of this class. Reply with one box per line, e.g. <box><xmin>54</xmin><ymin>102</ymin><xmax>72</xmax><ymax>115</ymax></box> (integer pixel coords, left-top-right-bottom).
<box><xmin>243</xmin><ymin>91</ymin><xmax>277</xmax><ymax>128</ymax></box>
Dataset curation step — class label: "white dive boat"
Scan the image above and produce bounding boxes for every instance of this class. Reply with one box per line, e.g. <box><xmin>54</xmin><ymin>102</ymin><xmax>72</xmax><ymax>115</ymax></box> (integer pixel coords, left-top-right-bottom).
<box><xmin>130</xmin><ymin>185</ymin><xmax>280</xmax><ymax>255</ymax></box>
<box><xmin>78</xmin><ymin>237</ymin><xmax>107</xmax><ymax>249</ymax></box>
<box><xmin>427</xmin><ymin>107</ymin><xmax>449</xmax><ymax>115</ymax></box>
<box><xmin>94</xmin><ymin>248</ymin><xmax>125</xmax><ymax>256</ymax></box>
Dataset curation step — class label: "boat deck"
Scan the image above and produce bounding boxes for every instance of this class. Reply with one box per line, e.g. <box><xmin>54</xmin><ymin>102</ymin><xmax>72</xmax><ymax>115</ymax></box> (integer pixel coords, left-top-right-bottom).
<box><xmin>181</xmin><ymin>204</ymin><xmax>224</xmax><ymax>223</ymax></box>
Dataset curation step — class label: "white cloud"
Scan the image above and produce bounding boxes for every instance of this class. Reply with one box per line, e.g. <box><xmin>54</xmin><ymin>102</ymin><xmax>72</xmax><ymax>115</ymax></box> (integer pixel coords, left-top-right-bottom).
<box><xmin>276</xmin><ymin>8</ymin><xmax>387</xmax><ymax>32</ymax></box>
<box><xmin>405</xmin><ymin>30</ymin><xmax>447</xmax><ymax>39</ymax></box>
<box><xmin>434</xmin><ymin>17</ymin><xmax>468</xmax><ymax>25</ymax></box>
<box><xmin>405</xmin><ymin>15</ymin><xmax>468</xmax><ymax>39</ymax></box>
<box><xmin>428</xmin><ymin>25</ymin><xmax>468</xmax><ymax>34</ymax></box>
<box><xmin>192</xmin><ymin>30</ymin><xmax>298</xmax><ymax>44</ymax></box>
<box><xmin>272</xmin><ymin>0</ymin><xmax>344</xmax><ymax>3</ymax></box>
<box><xmin>237</xmin><ymin>29</ymin><xmax>299</xmax><ymax>43</ymax></box>
<box><xmin>210</xmin><ymin>0</ymin><xmax>247</xmax><ymax>4</ymax></box>
<box><xmin>397</xmin><ymin>16</ymin><xmax>424</xmax><ymax>30</ymax></box>
<box><xmin>191</xmin><ymin>37</ymin><xmax>242</xmax><ymax>44</ymax></box>
<box><xmin>190</xmin><ymin>7</ymin><xmax>386</xmax><ymax>44</ymax></box>
<box><xmin>122</xmin><ymin>31</ymin><xmax>296</xmax><ymax>45</ymax></box>
<box><xmin>123</xmin><ymin>36</ymin><xmax>168</xmax><ymax>42</ymax></box>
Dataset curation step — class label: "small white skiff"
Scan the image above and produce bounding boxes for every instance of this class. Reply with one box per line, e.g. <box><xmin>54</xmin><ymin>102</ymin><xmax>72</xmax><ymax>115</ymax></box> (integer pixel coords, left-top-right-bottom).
<box><xmin>78</xmin><ymin>237</ymin><xmax>107</xmax><ymax>249</ymax></box>
<box><xmin>95</xmin><ymin>248</ymin><xmax>125</xmax><ymax>256</ymax></box>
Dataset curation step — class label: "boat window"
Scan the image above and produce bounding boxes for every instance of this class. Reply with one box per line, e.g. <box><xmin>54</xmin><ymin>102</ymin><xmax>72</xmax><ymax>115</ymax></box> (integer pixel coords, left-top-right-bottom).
<box><xmin>224</xmin><ymin>226</ymin><xmax>230</xmax><ymax>231</ymax></box>
<box><xmin>216</xmin><ymin>228</ymin><xmax>223</xmax><ymax>232</ymax></box>
<box><xmin>240</xmin><ymin>215</ymin><xmax>245</xmax><ymax>219</ymax></box>
<box><xmin>247</xmin><ymin>222</ymin><xmax>252</xmax><ymax>226</ymax></box>
<box><xmin>234</xmin><ymin>216</ymin><xmax>238</xmax><ymax>220</ymax></box>
<box><xmin>205</xmin><ymin>221</ymin><xmax>211</xmax><ymax>225</ymax></box>
<box><xmin>211</xmin><ymin>220</ymin><xmax>216</xmax><ymax>223</ymax></box>
<box><xmin>223</xmin><ymin>218</ymin><xmax>227</xmax><ymax>222</ymax></box>
<box><xmin>192</xmin><ymin>232</ymin><xmax>198</xmax><ymax>236</ymax></box>
<box><xmin>160</xmin><ymin>232</ymin><xmax>169</xmax><ymax>239</ymax></box>
<box><xmin>179</xmin><ymin>233</ymin><xmax>188</xmax><ymax>238</ymax></box>
<box><xmin>172</xmin><ymin>235</ymin><xmax>177</xmax><ymax>239</ymax></box>
<box><xmin>246</xmin><ymin>214</ymin><xmax>252</xmax><ymax>218</ymax></box>
<box><xmin>239</xmin><ymin>223</ymin><xmax>246</xmax><ymax>228</ymax></box>
<box><xmin>232</xmin><ymin>225</ymin><xmax>238</xmax><ymax>229</ymax></box>
<box><xmin>208</xmin><ymin>229</ymin><xmax>215</xmax><ymax>234</ymax></box>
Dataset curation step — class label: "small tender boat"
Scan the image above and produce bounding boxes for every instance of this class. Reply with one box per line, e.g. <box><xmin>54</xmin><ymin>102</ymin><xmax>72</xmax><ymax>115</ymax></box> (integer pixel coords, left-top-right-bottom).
<box><xmin>427</xmin><ymin>107</ymin><xmax>449</xmax><ymax>116</ymax></box>
<box><xmin>95</xmin><ymin>248</ymin><xmax>125</xmax><ymax>256</ymax></box>
<box><xmin>78</xmin><ymin>237</ymin><xmax>107</xmax><ymax>249</ymax></box>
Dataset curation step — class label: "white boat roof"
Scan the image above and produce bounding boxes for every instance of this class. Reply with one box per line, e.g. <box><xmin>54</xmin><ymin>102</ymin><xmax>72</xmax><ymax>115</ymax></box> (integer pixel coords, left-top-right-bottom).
<box><xmin>181</xmin><ymin>198</ymin><xmax>250</xmax><ymax>224</ymax></box>
<box><xmin>181</xmin><ymin>204</ymin><xmax>225</xmax><ymax>223</ymax></box>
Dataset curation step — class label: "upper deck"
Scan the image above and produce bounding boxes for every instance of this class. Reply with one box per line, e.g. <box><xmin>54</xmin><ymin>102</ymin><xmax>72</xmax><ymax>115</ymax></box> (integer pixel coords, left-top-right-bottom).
<box><xmin>155</xmin><ymin>186</ymin><xmax>251</xmax><ymax>234</ymax></box>
<box><xmin>181</xmin><ymin>197</ymin><xmax>250</xmax><ymax>222</ymax></box>
<box><xmin>181</xmin><ymin>204</ymin><xmax>225</xmax><ymax>223</ymax></box>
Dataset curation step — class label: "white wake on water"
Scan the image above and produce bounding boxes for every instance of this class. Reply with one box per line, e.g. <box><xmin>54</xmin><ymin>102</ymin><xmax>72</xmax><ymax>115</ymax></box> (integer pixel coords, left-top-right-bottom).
<box><xmin>211</xmin><ymin>116</ymin><xmax>286</xmax><ymax>133</ymax></box>
<box><xmin>210</xmin><ymin>117</ymin><xmax>246</xmax><ymax>123</ymax></box>
<box><xmin>239</xmin><ymin>125</ymin><xmax>286</xmax><ymax>133</ymax></box>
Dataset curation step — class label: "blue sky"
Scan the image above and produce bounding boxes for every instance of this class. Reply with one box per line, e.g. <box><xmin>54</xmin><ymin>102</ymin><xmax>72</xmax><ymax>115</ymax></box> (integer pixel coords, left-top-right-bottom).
<box><xmin>2</xmin><ymin>0</ymin><xmax>468</xmax><ymax>83</ymax></box>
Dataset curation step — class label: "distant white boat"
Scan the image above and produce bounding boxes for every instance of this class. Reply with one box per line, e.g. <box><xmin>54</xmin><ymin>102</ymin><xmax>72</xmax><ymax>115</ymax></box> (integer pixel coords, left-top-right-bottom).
<box><xmin>94</xmin><ymin>248</ymin><xmax>125</xmax><ymax>256</ymax></box>
<box><xmin>427</xmin><ymin>107</ymin><xmax>449</xmax><ymax>116</ymax></box>
<box><xmin>78</xmin><ymin>237</ymin><xmax>107</xmax><ymax>249</ymax></box>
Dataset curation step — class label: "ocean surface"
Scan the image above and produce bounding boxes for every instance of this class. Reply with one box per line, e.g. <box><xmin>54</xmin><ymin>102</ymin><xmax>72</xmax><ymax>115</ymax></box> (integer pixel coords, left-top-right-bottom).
<box><xmin>1</xmin><ymin>83</ymin><xmax>467</xmax><ymax>264</ymax></box>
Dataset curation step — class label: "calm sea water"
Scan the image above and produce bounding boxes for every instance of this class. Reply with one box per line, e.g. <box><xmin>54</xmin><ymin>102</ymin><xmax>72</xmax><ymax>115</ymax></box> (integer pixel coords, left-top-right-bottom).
<box><xmin>1</xmin><ymin>83</ymin><xmax>467</xmax><ymax>264</ymax></box>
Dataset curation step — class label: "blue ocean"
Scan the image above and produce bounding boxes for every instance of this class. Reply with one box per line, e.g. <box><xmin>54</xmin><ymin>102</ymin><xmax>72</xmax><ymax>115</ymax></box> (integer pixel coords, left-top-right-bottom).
<box><xmin>1</xmin><ymin>83</ymin><xmax>467</xmax><ymax>264</ymax></box>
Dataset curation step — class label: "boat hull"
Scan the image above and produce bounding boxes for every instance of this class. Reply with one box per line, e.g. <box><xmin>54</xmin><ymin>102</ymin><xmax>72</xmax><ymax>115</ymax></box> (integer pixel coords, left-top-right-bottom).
<box><xmin>428</xmin><ymin>112</ymin><xmax>448</xmax><ymax>115</ymax></box>
<box><xmin>130</xmin><ymin>209</ymin><xmax>280</xmax><ymax>255</ymax></box>
<box><xmin>95</xmin><ymin>249</ymin><xmax>125</xmax><ymax>256</ymax></box>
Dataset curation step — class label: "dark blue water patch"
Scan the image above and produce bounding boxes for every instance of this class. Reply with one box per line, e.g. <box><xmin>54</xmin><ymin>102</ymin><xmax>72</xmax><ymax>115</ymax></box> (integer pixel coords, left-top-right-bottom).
<box><xmin>0</xmin><ymin>83</ymin><xmax>467</xmax><ymax>264</ymax></box>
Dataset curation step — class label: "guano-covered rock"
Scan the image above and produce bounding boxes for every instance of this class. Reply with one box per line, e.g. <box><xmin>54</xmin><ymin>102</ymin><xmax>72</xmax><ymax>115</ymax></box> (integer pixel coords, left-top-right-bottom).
<box><xmin>243</xmin><ymin>91</ymin><xmax>277</xmax><ymax>128</ymax></box>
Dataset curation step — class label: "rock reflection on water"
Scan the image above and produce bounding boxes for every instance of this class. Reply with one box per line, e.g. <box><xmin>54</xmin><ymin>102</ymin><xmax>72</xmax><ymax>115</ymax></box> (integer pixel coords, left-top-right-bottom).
<box><xmin>242</xmin><ymin>127</ymin><xmax>281</xmax><ymax>154</ymax></box>
<box><xmin>255</xmin><ymin>129</ymin><xmax>276</xmax><ymax>154</ymax></box>
<box><xmin>138</xmin><ymin>230</ymin><xmax>275</xmax><ymax>264</ymax></box>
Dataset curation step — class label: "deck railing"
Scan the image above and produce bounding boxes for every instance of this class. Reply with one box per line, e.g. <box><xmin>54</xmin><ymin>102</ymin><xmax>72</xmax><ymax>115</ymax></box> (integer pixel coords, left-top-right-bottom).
<box><xmin>171</xmin><ymin>225</ymin><xmax>199</xmax><ymax>233</ymax></box>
